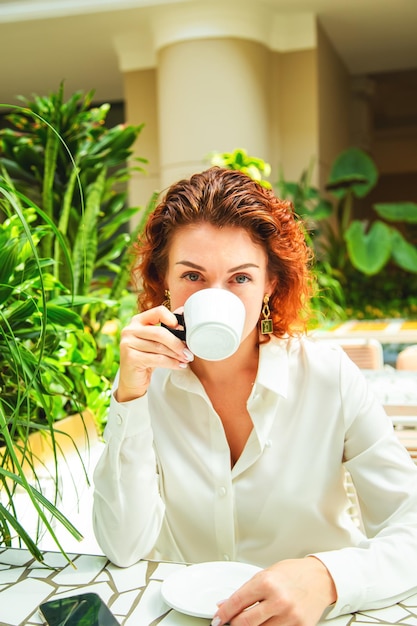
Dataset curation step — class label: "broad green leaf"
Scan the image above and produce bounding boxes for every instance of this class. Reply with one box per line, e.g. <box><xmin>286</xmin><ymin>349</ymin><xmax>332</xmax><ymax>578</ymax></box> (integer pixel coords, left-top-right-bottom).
<box><xmin>278</xmin><ymin>181</ymin><xmax>300</xmax><ymax>197</ymax></box>
<box><xmin>344</xmin><ymin>220</ymin><xmax>392</xmax><ymax>275</ymax></box>
<box><xmin>374</xmin><ymin>202</ymin><xmax>417</xmax><ymax>223</ymax></box>
<box><xmin>0</xmin><ymin>240</ymin><xmax>19</xmax><ymax>288</ymax></box>
<box><xmin>99</xmin><ymin>207</ymin><xmax>136</xmax><ymax>240</ymax></box>
<box><xmin>105</xmin><ymin>192</ymin><xmax>126</xmax><ymax>216</ymax></box>
<box><xmin>85</xmin><ymin>367</ymin><xmax>101</xmax><ymax>388</ymax></box>
<box><xmin>98</xmin><ymin>232</ymin><xmax>130</xmax><ymax>262</ymax></box>
<box><xmin>390</xmin><ymin>230</ymin><xmax>417</xmax><ymax>272</ymax></box>
<box><xmin>51</xmin><ymin>294</ymin><xmax>113</xmax><ymax>307</ymax></box>
<box><xmin>298</xmin><ymin>199</ymin><xmax>333</xmax><ymax>221</ymax></box>
<box><xmin>327</xmin><ymin>147</ymin><xmax>378</xmax><ymax>198</ymax></box>
<box><xmin>42</xmin><ymin>304</ymin><xmax>84</xmax><ymax>329</ymax></box>
<box><xmin>5</xmin><ymin>299</ymin><xmax>37</xmax><ymax>326</ymax></box>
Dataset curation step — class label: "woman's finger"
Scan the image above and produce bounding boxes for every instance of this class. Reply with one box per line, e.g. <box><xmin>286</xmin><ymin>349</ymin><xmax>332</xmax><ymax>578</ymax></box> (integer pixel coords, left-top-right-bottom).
<box><xmin>121</xmin><ymin>307</ymin><xmax>191</xmax><ymax>363</ymax></box>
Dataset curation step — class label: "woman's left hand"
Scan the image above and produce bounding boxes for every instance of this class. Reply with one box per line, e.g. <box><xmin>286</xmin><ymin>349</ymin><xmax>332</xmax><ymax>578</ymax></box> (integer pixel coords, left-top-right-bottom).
<box><xmin>211</xmin><ymin>557</ymin><xmax>337</xmax><ymax>626</ymax></box>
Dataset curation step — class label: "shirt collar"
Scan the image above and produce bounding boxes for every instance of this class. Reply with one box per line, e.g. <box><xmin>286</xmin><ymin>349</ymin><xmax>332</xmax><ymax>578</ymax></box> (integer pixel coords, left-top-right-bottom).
<box><xmin>255</xmin><ymin>336</ymin><xmax>289</xmax><ymax>398</ymax></box>
<box><xmin>165</xmin><ymin>335</ymin><xmax>290</xmax><ymax>398</ymax></box>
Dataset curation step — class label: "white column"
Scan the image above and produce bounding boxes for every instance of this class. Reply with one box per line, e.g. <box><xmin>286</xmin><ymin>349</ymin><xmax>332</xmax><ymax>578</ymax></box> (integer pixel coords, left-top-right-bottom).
<box><xmin>156</xmin><ymin>36</ymin><xmax>271</xmax><ymax>188</ymax></box>
<box><xmin>151</xmin><ymin>2</ymin><xmax>316</xmax><ymax>188</ymax></box>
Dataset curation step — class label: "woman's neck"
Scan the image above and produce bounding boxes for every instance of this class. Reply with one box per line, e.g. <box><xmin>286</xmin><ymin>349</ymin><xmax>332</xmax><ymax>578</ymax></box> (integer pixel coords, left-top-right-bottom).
<box><xmin>189</xmin><ymin>329</ymin><xmax>260</xmax><ymax>385</ymax></box>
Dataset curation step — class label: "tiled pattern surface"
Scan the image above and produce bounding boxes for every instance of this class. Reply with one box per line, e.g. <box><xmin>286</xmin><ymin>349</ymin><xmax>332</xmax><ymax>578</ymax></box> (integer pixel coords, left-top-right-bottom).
<box><xmin>363</xmin><ymin>370</ymin><xmax>417</xmax><ymax>407</ymax></box>
<box><xmin>1</xmin><ymin>548</ymin><xmax>417</xmax><ymax>626</ymax></box>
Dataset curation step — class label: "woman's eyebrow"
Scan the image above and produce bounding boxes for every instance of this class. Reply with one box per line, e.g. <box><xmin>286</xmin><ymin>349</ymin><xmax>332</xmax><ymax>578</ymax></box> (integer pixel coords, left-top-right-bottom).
<box><xmin>228</xmin><ymin>263</ymin><xmax>260</xmax><ymax>272</ymax></box>
<box><xmin>175</xmin><ymin>261</ymin><xmax>260</xmax><ymax>272</ymax></box>
<box><xmin>175</xmin><ymin>260</ymin><xmax>205</xmax><ymax>270</ymax></box>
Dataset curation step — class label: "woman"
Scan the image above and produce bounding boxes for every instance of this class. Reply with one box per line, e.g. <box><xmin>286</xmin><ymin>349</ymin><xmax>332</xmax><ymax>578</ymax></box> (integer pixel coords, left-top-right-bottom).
<box><xmin>93</xmin><ymin>167</ymin><xmax>417</xmax><ymax>626</ymax></box>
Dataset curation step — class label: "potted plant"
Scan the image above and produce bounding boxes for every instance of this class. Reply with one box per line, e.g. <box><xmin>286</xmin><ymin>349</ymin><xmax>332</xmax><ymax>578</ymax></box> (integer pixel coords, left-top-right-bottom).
<box><xmin>0</xmin><ymin>86</ymin><xmax>153</xmax><ymax>560</ymax></box>
<box><xmin>0</xmin><ymin>173</ymin><xmax>85</xmax><ymax>562</ymax></box>
<box><xmin>0</xmin><ymin>84</ymin><xmax>153</xmax><ymax>428</ymax></box>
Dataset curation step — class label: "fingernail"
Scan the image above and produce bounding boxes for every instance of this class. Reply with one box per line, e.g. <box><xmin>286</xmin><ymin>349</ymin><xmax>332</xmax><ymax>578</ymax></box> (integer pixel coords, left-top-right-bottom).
<box><xmin>183</xmin><ymin>348</ymin><xmax>194</xmax><ymax>361</ymax></box>
<box><xmin>178</xmin><ymin>362</ymin><xmax>188</xmax><ymax>369</ymax></box>
<box><xmin>211</xmin><ymin>618</ymin><xmax>221</xmax><ymax>626</ymax></box>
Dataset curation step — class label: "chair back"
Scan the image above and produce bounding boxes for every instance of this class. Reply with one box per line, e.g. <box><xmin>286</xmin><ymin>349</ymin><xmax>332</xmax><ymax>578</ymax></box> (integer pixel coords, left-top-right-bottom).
<box><xmin>325</xmin><ymin>338</ymin><xmax>385</xmax><ymax>369</ymax></box>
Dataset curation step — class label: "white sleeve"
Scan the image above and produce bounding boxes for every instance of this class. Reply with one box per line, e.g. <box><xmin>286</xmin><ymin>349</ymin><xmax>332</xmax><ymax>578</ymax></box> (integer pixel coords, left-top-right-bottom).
<box><xmin>92</xmin><ymin>391</ymin><xmax>165</xmax><ymax>567</ymax></box>
<box><xmin>313</xmin><ymin>357</ymin><xmax>417</xmax><ymax>618</ymax></box>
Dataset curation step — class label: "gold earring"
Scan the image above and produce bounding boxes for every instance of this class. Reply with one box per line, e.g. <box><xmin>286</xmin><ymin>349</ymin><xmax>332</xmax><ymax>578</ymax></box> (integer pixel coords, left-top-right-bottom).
<box><xmin>261</xmin><ymin>294</ymin><xmax>273</xmax><ymax>335</ymax></box>
<box><xmin>163</xmin><ymin>289</ymin><xmax>171</xmax><ymax>310</ymax></box>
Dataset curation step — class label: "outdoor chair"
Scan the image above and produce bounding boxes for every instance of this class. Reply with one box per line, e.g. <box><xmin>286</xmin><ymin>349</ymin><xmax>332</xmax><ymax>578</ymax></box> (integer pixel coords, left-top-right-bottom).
<box><xmin>322</xmin><ymin>338</ymin><xmax>385</xmax><ymax>370</ymax></box>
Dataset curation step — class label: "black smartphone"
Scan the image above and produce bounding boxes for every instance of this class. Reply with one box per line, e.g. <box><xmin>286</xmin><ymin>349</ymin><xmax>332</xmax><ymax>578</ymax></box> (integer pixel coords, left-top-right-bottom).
<box><xmin>39</xmin><ymin>592</ymin><xmax>120</xmax><ymax>626</ymax></box>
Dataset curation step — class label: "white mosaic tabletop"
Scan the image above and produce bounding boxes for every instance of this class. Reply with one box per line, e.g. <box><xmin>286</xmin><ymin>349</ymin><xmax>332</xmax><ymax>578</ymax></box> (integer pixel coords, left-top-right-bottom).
<box><xmin>362</xmin><ymin>369</ymin><xmax>417</xmax><ymax>407</ymax></box>
<box><xmin>1</xmin><ymin>548</ymin><xmax>417</xmax><ymax>626</ymax></box>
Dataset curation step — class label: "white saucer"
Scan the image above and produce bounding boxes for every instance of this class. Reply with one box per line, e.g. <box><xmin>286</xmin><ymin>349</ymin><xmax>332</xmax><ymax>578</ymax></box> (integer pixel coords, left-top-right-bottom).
<box><xmin>160</xmin><ymin>561</ymin><xmax>262</xmax><ymax>619</ymax></box>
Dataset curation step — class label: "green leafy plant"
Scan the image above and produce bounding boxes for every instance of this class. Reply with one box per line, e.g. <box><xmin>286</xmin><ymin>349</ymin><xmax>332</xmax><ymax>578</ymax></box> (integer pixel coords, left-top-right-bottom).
<box><xmin>277</xmin><ymin>148</ymin><xmax>417</xmax><ymax>319</ymax></box>
<box><xmin>0</xmin><ymin>175</ymin><xmax>86</xmax><ymax>562</ymax></box>
<box><xmin>209</xmin><ymin>148</ymin><xmax>272</xmax><ymax>188</ymax></box>
<box><xmin>0</xmin><ymin>87</ymin><xmax>153</xmax><ymax>561</ymax></box>
<box><xmin>0</xmin><ymin>86</ymin><xmax>152</xmax><ymax>426</ymax></box>
<box><xmin>0</xmin><ymin>84</ymin><xmax>146</xmax><ymax>299</ymax></box>
<box><xmin>324</xmin><ymin>147</ymin><xmax>417</xmax><ymax>276</ymax></box>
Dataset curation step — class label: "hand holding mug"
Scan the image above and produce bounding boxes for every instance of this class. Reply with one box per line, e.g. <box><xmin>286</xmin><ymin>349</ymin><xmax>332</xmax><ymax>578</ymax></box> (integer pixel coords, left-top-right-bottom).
<box><xmin>116</xmin><ymin>306</ymin><xmax>194</xmax><ymax>402</ymax></box>
<box><xmin>164</xmin><ymin>288</ymin><xmax>246</xmax><ymax>361</ymax></box>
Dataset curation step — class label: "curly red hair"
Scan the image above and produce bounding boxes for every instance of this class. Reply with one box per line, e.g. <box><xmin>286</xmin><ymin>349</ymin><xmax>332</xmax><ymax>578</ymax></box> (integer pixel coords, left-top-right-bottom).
<box><xmin>132</xmin><ymin>167</ymin><xmax>314</xmax><ymax>337</ymax></box>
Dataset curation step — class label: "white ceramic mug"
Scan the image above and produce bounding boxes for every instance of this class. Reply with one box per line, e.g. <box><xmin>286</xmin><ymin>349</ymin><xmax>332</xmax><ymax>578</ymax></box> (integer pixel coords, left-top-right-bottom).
<box><xmin>183</xmin><ymin>288</ymin><xmax>246</xmax><ymax>361</ymax></box>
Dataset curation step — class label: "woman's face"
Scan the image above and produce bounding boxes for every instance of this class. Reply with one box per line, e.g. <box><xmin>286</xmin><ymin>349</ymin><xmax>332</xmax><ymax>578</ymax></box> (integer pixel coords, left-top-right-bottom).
<box><xmin>165</xmin><ymin>223</ymin><xmax>275</xmax><ymax>343</ymax></box>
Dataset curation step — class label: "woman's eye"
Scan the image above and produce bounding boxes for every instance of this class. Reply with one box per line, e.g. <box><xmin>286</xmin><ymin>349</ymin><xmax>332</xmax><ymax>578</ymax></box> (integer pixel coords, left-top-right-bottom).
<box><xmin>234</xmin><ymin>274</ymin><xmax>250</xmax><ymax>284</ymax></box>
<box><xmin>183</xmin><ymin>272</ymin><xmax>201</xmax><ymax>282</ymax></box>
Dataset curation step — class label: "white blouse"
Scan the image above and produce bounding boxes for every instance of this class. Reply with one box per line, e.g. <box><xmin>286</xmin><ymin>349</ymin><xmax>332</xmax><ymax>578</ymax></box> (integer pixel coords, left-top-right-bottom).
<box><xmin>93</xmin><ymin>336</ymin><xmax>417</xmax><ymax>618</ymax></box>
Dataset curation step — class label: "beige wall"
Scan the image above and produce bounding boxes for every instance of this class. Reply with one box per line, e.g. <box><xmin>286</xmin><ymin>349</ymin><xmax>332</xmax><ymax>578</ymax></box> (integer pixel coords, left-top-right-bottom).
<box><xmin>124</xmin><ymin>68</ymin><xmax>160</xmax><ymax>227</ymax></box>
<box><xmin>316</xmin><ymin>24</ymin><xmax>351</xmax><ymax>191</ymax></box>
<box><xmin>272</xmin><ymin>48</ymin><xmax>319</xmax><ymax>187</ymax></box>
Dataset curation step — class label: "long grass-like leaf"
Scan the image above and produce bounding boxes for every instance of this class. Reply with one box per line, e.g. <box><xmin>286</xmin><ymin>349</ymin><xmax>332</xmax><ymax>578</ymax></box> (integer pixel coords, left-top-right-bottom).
<box><xmin>41</xmin><ymin>120</ymin><xmax>60</xmax><ymax>258</ymax></box>
<box><xmin>55</xmin><ymin>165</ymin><xmax>80</xmax><ymax>289</ymax></box>
<box><xmin>0</xmin><ymin>405</ymin><xmax>80</xmax><ymax>564</ymax></box>
<box><xmin>72</xmin><ymin>169</ymin><xmax>106</xmax><ymax>295</ymax></box>
<box><xmin>0</xmin><ymin>467</ymin><xmax>83</xmax><ymax>541</ymax></box>
<box><xmin>0</xmin><ymin>501</ymin><xmax>44</xmax><ymax>560</ymax></box>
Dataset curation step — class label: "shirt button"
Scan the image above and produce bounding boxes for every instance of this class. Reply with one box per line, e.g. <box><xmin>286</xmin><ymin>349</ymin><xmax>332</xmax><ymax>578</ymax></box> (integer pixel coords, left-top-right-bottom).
<box><xmin>116</xmin><ymin>413</ymin><xmax>123</xmax><ymax>425</ymax></box>
<box><xmin>265</xmin><ymin>439</ymin><xmax>272</xmax><ymax>448</ymax></box>
<box><xmin>218</xmin><ymin>487</ymin><xmax>227</xmax><ymax>497</ymax></box>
